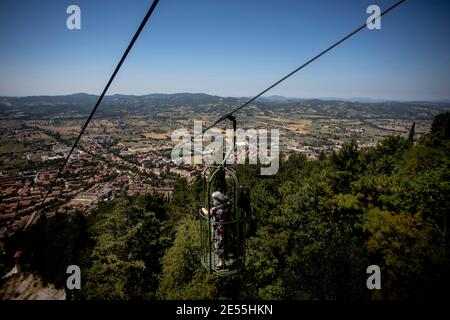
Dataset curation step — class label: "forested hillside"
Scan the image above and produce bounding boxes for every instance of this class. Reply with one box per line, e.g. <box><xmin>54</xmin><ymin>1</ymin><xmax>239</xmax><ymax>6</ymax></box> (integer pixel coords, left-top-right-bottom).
<box><xmin>16</xmin><ymin>112</ymin><xmax>450</xmax><ymax>300</ymax></box>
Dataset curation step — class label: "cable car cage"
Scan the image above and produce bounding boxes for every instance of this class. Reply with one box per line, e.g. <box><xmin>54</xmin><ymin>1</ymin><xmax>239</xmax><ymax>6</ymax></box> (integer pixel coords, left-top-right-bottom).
<box><xmin>199</xmin><ymin>165</ymin><xmax>246</xmax><ymax>276</ymax></box>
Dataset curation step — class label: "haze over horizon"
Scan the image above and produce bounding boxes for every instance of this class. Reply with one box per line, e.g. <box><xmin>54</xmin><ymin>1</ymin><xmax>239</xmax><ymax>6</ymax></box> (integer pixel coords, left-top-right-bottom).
<box><xmin>1</xmin><ymin>0</ymin><xmax>449</xmax><ymax>101</ymax></box>
<box><xmin>2</xmin><ymin>91</ymin><xmax>449</xmax><ymax>104</ymax></box>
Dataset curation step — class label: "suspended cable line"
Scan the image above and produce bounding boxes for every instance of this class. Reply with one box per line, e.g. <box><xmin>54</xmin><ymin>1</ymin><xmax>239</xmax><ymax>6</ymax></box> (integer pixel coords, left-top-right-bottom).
<box><xmin>26</xmin><ymin>0</ymin><xmax>407</xmax><ymax>229</ymax></box>
<box><xmin>189</xmin><ymin>0</ymin><xmax>406</xmax><ymax>142</ymax></box>
<box><xmin>25</xmin><ymin>0</ymin><xmax>161</xmax><ymax>228</ymax></box>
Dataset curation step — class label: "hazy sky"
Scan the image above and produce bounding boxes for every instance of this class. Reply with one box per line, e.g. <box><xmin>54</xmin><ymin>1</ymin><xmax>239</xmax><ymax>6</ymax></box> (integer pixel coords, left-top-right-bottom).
<box><xmin>0</xmin><ymin>0</ymin><xmax>449</xmax><ymax>100</ymax></box>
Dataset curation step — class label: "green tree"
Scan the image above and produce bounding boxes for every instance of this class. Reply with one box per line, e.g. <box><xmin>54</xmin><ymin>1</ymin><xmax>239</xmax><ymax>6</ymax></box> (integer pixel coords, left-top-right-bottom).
<box><xmin>80</xmin><ymin>194</ymin><xmax>163</xmax><ymax>299</ymax></box>
<box><xmin>157</xmin><ymin>218</ymin><xmax>217</xmax><ymax>299</ymax></box>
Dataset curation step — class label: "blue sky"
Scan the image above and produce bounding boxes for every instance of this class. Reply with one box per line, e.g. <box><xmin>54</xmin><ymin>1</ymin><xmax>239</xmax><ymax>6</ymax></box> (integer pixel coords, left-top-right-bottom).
<box><xmin>0</xmin><ymin>0</ymin><xmax>449</xmax><ymax>100</ymax></box>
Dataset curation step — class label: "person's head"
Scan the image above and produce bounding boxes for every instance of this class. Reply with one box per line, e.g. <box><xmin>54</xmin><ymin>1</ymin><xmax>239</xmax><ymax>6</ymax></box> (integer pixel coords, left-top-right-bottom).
<box><xmin>212</xmin><ymin>191</ymin><xmax>228</xmax><ymax>206</ymax></box>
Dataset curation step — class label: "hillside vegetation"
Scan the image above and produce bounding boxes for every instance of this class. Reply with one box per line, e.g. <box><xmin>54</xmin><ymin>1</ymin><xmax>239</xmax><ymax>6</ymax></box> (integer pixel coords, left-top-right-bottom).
<box><xmin>16</xmin><ymin>112</ymin><xmax>450</xmax><ymax>300</ymax></box>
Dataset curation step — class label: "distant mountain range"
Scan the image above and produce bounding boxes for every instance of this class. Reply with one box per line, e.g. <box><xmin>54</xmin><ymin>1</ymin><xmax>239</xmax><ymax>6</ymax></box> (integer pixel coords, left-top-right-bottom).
<box><xmin>1</xmin><ymin>93</ymin><xmax>449</xmax><ymax>120</ymax></box>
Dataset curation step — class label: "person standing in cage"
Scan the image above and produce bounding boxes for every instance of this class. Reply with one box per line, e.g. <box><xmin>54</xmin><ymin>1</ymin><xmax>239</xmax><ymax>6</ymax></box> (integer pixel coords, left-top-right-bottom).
<box><xmin>201</xmin><ymin>191</ymin><xmax>231</xmax><ymax>269</ymax></box>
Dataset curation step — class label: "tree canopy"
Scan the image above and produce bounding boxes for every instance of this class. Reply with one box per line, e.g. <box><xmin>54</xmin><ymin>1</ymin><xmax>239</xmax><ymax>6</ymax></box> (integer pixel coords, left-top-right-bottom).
<box><xmin>19</xmin><ymin>112</ymin><xmax>450</xmax><ymax>300</ymax></box>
